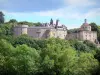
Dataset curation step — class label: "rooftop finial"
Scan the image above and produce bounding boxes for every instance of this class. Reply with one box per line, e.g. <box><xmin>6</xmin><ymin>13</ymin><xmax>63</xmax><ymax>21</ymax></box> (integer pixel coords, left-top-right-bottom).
<box><xmin>84</xmin><ymin>19</ymin><xmax>87</xmax><ymax>23</ymax></box>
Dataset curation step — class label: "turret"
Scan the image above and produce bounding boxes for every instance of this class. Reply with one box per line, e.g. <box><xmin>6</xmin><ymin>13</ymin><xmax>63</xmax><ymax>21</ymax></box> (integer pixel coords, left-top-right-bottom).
<box><xmin>80</xmin><ymin>19</ymin><xmax>91</xmax><ymax>31</ymax></box>
<box><xmin>21</xmin><ymin>25</ymin><xmax>28</xmax><ymax>34</ymax></box>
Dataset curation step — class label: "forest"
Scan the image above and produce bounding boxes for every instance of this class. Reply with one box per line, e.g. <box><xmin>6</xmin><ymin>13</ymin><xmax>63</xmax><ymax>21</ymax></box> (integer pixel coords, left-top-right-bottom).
<box><xmin>0</xmin><ymin>11</ymin><xmax>100</xmax><ymax>75</ymax></box>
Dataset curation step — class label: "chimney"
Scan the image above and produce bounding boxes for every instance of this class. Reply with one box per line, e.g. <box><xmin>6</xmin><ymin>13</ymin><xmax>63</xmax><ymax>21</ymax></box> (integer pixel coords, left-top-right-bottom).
<box><xmin>55</xmin><ymin>19</ymin><xmax>59</xmax><ymax>29</ymax></box>
<box><xmin>56</xmin><ymin>19</ymin><xmax>59</xmax><ymax>26</ymax></box>
<box><xmin>50</xmin><ymin>18</ymin><xmax>53</xmax><ymax>25</ymax></box>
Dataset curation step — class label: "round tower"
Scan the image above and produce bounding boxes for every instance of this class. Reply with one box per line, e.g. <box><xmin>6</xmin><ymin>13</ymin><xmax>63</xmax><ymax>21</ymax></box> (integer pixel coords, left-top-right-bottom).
<box><xmin>80</xmin><ymin>19</ymin><xmax>91</xmax><ymax>31</ymax></box>
<box><xmin>21</xmin><ymin>25</ymin><xmax>28</xmax><ymax>34</ymax></box>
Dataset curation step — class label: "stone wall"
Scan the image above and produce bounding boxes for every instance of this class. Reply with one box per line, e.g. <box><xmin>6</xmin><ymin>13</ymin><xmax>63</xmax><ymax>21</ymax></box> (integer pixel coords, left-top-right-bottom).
<box><xmin>81</xmin><ymin>31</ymin><xmax>97</xmax><ymax>43</ymax></box>
<box><xmin>13</xmin><ymin>25</ymin><xmax>67</xmax><ymax>39</ymax></box>
<box><xmin>66</xmin><ymin>31</ymin><xmax>97</xmax><ymax>43</ymax></box>
<box><xmin>27</xmin><ymin>27</ymin><xmax>50</xmax><ymax>39</ymax></box>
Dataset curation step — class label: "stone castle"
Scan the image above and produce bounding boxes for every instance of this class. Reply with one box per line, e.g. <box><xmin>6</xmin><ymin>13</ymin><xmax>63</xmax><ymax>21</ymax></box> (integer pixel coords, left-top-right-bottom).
<box><xmin>14</xmin><ymin>19</ymin><xmax>67</xmax><ymax>39</ymax></box>
<box><xmin>14</xmin><ymin>19</ymin><xmax>98</xmax><ymax>43</ymax></box>
<box><xmin>66</xmin><ymin>19</ymin><xmax>98</xmax><ymax>43</ymax></box>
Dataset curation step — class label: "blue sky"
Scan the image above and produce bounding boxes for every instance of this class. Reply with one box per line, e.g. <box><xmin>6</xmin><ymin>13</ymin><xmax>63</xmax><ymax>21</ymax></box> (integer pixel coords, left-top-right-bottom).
<box><xmin>0</xmin><ymin>0</ymin><xmax>100</xmax><ymax>29</ymax></box>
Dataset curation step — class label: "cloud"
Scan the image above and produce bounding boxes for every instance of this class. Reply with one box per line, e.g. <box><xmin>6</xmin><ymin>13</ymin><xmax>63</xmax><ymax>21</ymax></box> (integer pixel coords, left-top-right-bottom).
<box><xmin>2</xmin><ymin>7</ymin><xmax>100</xmax><ymax>29</ymax></box>
<box><xmin>64</xmin><ymin>0</ymin><xmax>96</xmax><ymax>7</ymax></box>
<box><xmin>1</xmin><ymin>0</ymin><xmax>100</xmax><ymax>29</ymax></box>
<box><xmin>1</xmin><ymin>0</ymin><xmax>98</xmax><ymax>19</ymax></box>
<box><xmin>84</xmin><ymin>8</ymin><xmax>100</xmax><ymax>18</ymax></box>
<box><xmin>3</xmin><ymin>6</ymin><xmax>100</xmax><ymax>20</ymax></box>
<box><xmin>35</xmin><ymin>7</ymin><xmax>100</xmax><ymax>19</ymax></box>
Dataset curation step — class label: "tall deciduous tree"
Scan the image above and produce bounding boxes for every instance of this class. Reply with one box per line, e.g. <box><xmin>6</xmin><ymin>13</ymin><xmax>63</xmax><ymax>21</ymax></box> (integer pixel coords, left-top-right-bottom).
<box><xmin>0</xmin><ymin>11</ymin><xmax>4</xmax><ymax>24</ymax></box>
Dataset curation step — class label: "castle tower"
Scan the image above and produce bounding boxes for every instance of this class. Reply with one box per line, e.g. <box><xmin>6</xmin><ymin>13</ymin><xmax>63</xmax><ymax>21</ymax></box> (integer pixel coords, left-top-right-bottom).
<box><xmin>80</xmin><ymin>19</ymin><xmax>91</xmax><ymax>31</ymax></box>
<box><xmin>21</xmin><ymin>25</ymin><xmax>28</xmax><ymax>34</ymax></box>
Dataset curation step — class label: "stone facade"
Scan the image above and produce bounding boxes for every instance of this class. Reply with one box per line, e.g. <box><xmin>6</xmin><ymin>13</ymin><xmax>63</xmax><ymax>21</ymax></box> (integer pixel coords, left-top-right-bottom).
<box><xmin>14</xmin><ymin>19</ymin><xmax>98</xmax><ymax>43</ymax></box>
<box><xmin>66</xmin><ymin>19</ymin><xmax>98</xmax><ymax>43</ymax></box>
<box><xmin>14</xmin><ymin>19</ymin><xmax>67</xmax><ymax>39</ymax></box>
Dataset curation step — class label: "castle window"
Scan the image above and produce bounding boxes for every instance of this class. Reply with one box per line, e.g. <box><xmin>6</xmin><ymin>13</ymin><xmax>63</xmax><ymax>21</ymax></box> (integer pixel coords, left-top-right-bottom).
<box><xmin>36</xmin><ymin>32</ymin><xmax>41</xmax><ymax>38</ymax></box>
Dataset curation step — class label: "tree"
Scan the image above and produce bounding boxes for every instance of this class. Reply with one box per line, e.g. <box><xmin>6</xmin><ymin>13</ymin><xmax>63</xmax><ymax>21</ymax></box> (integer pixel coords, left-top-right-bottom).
<box><xmin>9</xmin><ymin>19</ymin><xmax>17</xmax><ymax>23</ymax></box>
<box><xmin>18</xmin><ymin>21</ymin><xmax>34</xmax><ymax>26</ymax></box>
<box><xmin>33</xmin><ymin>22</ymin><xmax>41</xmax><ymax>26</ymax></box>
<box><xmin>18</xmin><ymin>21</ymin><xmax>28</xmax><ymax>25</ymax></box>
<box><xmin>0</xmin><ymin>39</ymin><xmax>40</xmax><ymax>75</ymax></box>
<box><xmin>0</xmin><ymin>39</ymin><xmax>16</xmax><ymax>75</ymax></box>
<box><xmin>13</xmin><ymin>35</ymin><xmax>40</xmax><ymax>49</ymax></box>
<box><xmin>39</xmin><ymin>38</ymin><xmax>99</xmax><ymax>75</ymax></box>
<box><xmin>13</xmin><ymin>44</ymin><xmax>40</xmax><ymax>75</ymax></box>
<box><xmin>89</xmin><ymin>23</ymin><xmax>100</xmax><ymax>43</ymax></box>
<box><xmin>67</xmin><ymin>28</ymin><xmax>79</xmax><ymax>34</ymax></box>
<box><xmin>69</xmin><ymin>39</ymin><xmax>90</xmax><ymax>52</ymax></box>
<box><xmin>83</xmin><ymin>40</ymin><xmax>97</xmax><ymax>50</ymax></box>
<box><xmin>89</xmin><ymin>23</ymin><xmax>99</xmax><ymax>31</ymax></box>
<box><xmin>0</xmin><ymin>11</ymin><xmax>4</xmax><ymax>24</ymax></box>
<box><xmin>0</xmin><ymin>23</ymin><xmax>14</xmax><ymax>36</ymax></box>
<box><xmin>74</xmin><ymin>53</ymin><xmax>99</xmax><ymax>75</ymax></box>
<box><xmin>39</xmin><ymin>38</ymin><xmax>75</xmax><ymax>75</ymax></box>
<box><xmin>0</xmin><ymin>38</ymin><xmax>99</xmax><ymax>75</ymax></box>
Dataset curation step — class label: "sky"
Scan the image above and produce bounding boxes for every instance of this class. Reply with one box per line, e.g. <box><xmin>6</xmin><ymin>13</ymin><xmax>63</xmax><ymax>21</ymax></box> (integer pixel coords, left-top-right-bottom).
<box><xmin>0</xmin><ymin>0</ymin><xmax>100</xmax><ymax>29</ymax></box>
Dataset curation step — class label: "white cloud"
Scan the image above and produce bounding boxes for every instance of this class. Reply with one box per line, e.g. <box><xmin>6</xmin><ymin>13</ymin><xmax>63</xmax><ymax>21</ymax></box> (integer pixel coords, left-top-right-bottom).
<box><xmin>3</xmin><ymin>7</ymin><xmax>100</xmax><ymax>22</ymax></box>
<box><xmin>35</xmin><ymin>7</ymin><xmax>100</xmax><ymax>20</ymax></box>
<box><xmin>2</xmin><ymin>0</ymin><xmax>98</xmax><ymax>20</ymax></box>
<box><xmin>64</xmin><ymin>0</ymin><xmax>96</xmax><ymax>7</ymax></box>
<box><xmin>84</xmin><ymin>8</ymin><xmax>100</xmax><ymax>18</ymax></box>
<box><xmin>2</xmin><ymin>0</ymin><xmax>100</xmax><ymax>29</ymax></box>
<box><xmin>3</xmin><ymin>5</ymin><xmax>100</xmax><ymax>20</ymax></box>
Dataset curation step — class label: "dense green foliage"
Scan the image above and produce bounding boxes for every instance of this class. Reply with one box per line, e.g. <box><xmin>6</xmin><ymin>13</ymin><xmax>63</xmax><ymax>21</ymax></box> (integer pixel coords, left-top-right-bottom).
<box><xmin>0</xmin><ymin>23</ymin><xmax>14</xmax><ymax>36</ymax></box>
<box><xmin>0</xmin><ymin>38</ymin><xmax>100</xmax><ymax>75</ymax></box>
<box><xmin>17</xmin><ymin>21</ymin><xmax>41</xmax><ymax>26</ymax></box>
<box><xmin>0</xmin><ymin>33</ymin><xmax>100</xmax><ymax>75</ymax></box>
<box><xmin>67</xmin><ymin>28</ymin><xmax>79</xmax><ymax>34</ymax></box>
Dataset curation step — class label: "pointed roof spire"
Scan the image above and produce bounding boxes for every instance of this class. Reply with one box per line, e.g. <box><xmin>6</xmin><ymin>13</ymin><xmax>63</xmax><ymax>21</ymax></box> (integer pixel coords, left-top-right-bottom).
<box><xmin>84</xmin><ymin>19</ymin><xmax>87</xmax><ymax>23</ymax></box>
